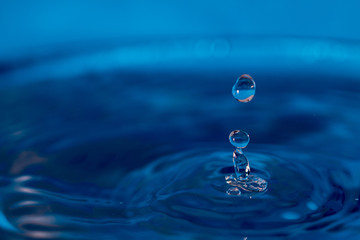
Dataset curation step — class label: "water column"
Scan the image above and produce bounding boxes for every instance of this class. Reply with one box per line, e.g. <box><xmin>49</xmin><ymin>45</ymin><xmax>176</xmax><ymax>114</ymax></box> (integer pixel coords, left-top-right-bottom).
<box><xmin>226</xmin><ymin>74</ymin><xmax>268</xmax><ymax>195</ymax></box>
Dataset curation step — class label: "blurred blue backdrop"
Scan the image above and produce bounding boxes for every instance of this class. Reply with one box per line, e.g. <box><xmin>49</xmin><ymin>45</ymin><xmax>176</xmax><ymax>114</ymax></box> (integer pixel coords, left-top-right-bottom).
<box><xmin>1</xmin><ymin>0</ymin><xmax>360</xmax><ymax>60</ymax></box>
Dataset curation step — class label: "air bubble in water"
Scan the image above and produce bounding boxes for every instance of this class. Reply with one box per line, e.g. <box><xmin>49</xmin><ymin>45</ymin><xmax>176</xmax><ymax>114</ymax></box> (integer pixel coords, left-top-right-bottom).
<box><xmin>232</xmin><ymin>74</ymin><xmax>256</xmax><ymax>103</ymax></box>
<box><xmin>229</xmin><ymin>130</ymin><xmax>249</xmax><ymax>148</ymax></box>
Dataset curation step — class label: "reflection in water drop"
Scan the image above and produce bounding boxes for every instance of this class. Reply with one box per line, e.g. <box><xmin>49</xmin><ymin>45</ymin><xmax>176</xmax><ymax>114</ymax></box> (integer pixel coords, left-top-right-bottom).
<box><xmin>229</xmin><ymin>130</ymin><xmax>249</xmax><ymax>148</ymax></box>
<box><xmin>232</xmin><ymin>74</ymin><xmax>256</xmax><ymax>103</ymax></box>
<box><xmin>226</xmin><ymin>187</ymin><xmax>241</xmax><ymax>196</ymax></box>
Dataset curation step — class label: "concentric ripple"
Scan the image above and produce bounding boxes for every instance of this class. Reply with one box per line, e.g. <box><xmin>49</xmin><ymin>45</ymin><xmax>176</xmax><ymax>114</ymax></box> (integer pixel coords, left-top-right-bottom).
<box><xmin>0</xmin><ymin>147</ymin><xmax>360</xmax><ymax>239</ymax></box>
<box><xmin>114</xmin><ymin>147</ymin><xmax>360</xmax><ymax>239</ymax></box>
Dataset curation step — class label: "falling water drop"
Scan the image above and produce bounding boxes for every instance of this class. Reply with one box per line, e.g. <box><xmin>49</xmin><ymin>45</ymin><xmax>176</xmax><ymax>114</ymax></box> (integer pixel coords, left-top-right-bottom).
<box><xmin>226</xmin><ymin>74</ymin><xmax>268</xmax><ymax>193</ymax></box>
<box><xmin>232</xmin><ymin>74</ymin><xmax>256</xmax><ymax>103</ymax></box>
<box><xmin>229</xmin><ymin>130</ymin><xmax>250</xmax><ymax>148</ymax></box>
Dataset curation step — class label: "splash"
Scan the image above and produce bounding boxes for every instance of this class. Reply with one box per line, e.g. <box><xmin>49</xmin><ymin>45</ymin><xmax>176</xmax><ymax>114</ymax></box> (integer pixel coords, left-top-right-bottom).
<box><xmin>226</xmin><ymin>74</ymin><xmax>268</xmax><ymax>194</ymax></box>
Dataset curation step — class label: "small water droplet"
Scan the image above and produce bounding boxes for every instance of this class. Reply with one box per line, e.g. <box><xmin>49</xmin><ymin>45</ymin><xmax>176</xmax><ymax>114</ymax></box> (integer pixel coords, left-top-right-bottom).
<box><xmin>232</xmin><ymin>74</ymin><xmax>256</xmax><ymax>103</ymax></box>
<box><xmin>229</xmin><ymin>130</ymin><xmax>249</xmax><ymax>148</ymax></box>
<box><xmin>226</xmin><ymin>187</ymin><xmax>241</xmax><ymax>196</ymax></box>
<box><xmin>233</xmin><ymin>149</ymin><xmax>250</xmax><ymax>179</ymax></box>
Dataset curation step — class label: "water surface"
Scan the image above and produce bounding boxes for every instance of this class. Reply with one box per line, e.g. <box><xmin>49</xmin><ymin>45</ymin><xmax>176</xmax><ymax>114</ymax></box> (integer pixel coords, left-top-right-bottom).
<box><xmin>0</xmin><ymin>37</ymin><xmax>359</xmax><ymax>239</ymax></box>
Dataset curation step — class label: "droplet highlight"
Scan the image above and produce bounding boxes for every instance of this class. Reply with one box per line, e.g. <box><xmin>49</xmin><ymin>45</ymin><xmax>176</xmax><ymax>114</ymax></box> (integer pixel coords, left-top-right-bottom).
<box><xmin>232</xmin><ymin>74</ymin><xmax>256</xmax><ymax>103</ymax></box>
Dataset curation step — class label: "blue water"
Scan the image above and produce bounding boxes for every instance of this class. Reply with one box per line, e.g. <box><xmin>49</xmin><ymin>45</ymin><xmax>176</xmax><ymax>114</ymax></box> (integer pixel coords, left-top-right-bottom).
<box><xmin>0</xmin><ymin>37</ymin><xmax>359</xmax><ymax>239</ymax></box>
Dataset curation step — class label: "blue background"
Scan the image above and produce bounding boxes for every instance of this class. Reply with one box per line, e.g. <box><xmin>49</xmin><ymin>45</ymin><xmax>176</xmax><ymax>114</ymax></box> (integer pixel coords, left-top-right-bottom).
<box><xmin>1</xmin><ymin>0</ymin><xmax>360</xmax><ymax>60</ymax></box>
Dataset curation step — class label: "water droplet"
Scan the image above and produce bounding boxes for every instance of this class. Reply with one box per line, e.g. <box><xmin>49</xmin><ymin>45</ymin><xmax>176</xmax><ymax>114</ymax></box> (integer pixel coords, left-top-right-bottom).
<box><xmin>226</xmin><ymin>187</ymin><xmax>241</xmax><ymax>196</ymax></box>
<box><xmin>233</xmin><ymin>149</ymin><xmax>250</xmax><ymax>179</ymax></box>
<box><xmin>232</xmin><ymin>74</ymin><xmax>256</xmax><ymax>103</ymax></box>
<box><xmin>229</xmin><ymin>130</ymin><xmax>249</xmax><ymax>148</ymax></box>
<box><xmin>226</xmin><ymin>73</ymin><xmax>267</xmax><ymax>194</ymax></box>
